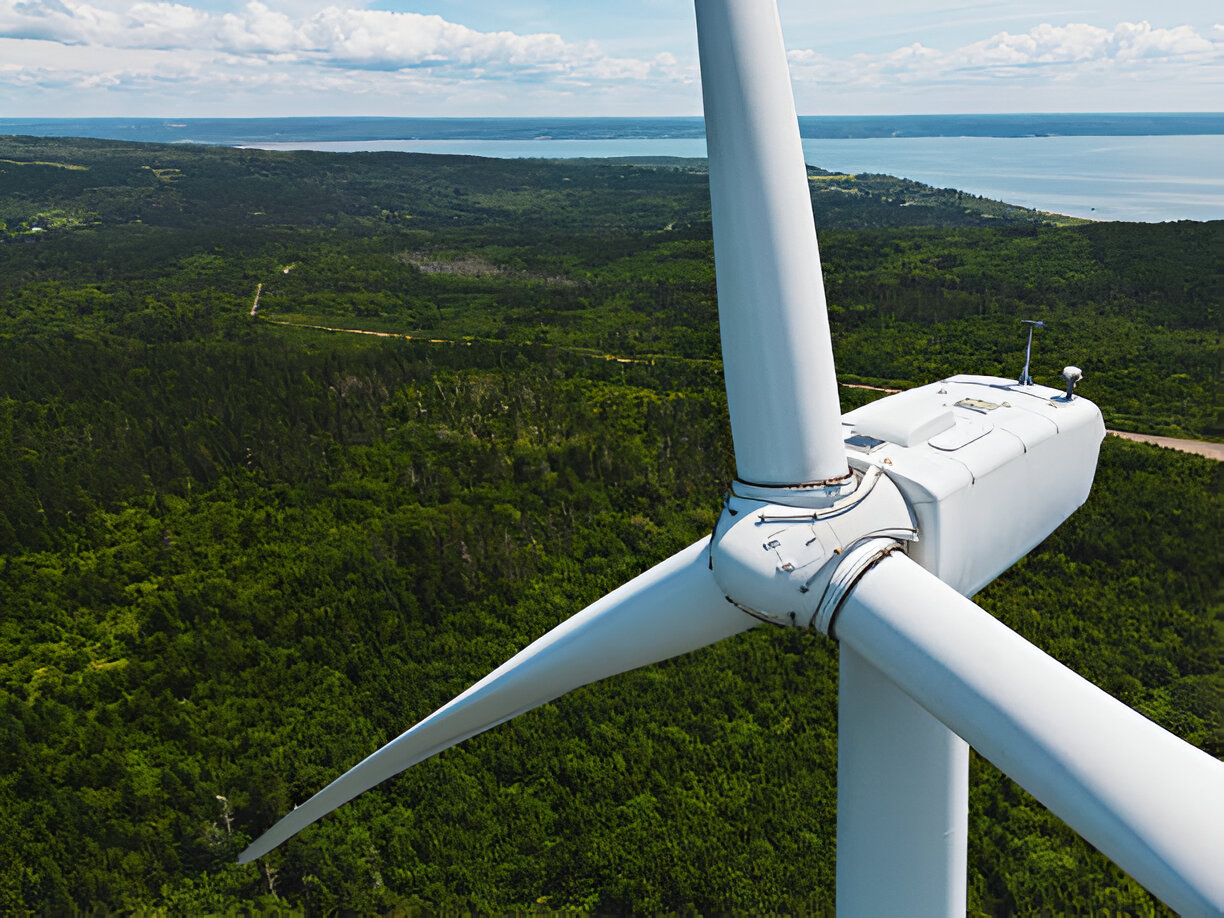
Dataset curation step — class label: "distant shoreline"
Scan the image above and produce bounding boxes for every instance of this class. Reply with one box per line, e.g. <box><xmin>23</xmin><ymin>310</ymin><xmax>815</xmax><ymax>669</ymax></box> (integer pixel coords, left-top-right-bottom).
<box><xmin>2</xmin><ymin>113</ymin><xmax>1222</xmax><ymax>147</ymax></box>
<box><xmin>5</xmin><ymin>120</ymin><xmax>1221</xmax><ymax>222</ymax></box>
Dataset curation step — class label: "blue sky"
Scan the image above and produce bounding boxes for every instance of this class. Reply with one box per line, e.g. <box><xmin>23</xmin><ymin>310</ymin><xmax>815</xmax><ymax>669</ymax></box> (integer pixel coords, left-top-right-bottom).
<box><xmin>1</xmin><ymin>0</ymin><xmax>1220</xmax><ymax>117</ymax></box>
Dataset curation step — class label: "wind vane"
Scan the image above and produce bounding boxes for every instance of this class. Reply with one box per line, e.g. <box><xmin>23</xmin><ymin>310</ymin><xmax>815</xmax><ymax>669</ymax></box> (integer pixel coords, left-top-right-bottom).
<box><xmin>1018</xmin><ymin>318</ymin><xmax>1045</xmax><ymax>385</ymax></box>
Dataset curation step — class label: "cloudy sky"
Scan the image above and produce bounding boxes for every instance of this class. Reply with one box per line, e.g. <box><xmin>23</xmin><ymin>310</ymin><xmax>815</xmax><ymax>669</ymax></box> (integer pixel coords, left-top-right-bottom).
<box><xmin>1</xmin><ymin>0</ymin><xmax>1221</xmax><ymax>117</ymax></box>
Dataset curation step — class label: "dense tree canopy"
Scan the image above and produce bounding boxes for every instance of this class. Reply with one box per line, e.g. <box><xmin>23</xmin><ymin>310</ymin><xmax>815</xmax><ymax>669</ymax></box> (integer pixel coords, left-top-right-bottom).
<box><xmin>0</xmin><ymin>136</ymin><xmax>1219</xmax><ymax>914</ymax></box>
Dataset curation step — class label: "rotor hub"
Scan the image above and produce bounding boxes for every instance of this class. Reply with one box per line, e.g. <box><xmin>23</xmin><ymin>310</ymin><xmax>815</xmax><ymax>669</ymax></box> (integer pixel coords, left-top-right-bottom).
<box><xmin>709</xmin><ymin>459</ymin><xmax>916</xmax><ymax>630</ymax></box>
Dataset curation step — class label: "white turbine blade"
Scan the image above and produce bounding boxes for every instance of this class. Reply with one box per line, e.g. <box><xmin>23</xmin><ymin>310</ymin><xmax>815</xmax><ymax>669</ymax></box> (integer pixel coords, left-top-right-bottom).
<box><xmin>239</xmin><ymin>537</ymin><xmax>755</xmax><ymax>863</ymax></box>
<box><xmin>695</xmin><ymin>0</ymin><xmax>847</xmax><ymax>486</ymax></box>
<box><xmin>833</xmin><ymin>552</ymin><xmax>1224</xmax><ymax>917</ymax></box>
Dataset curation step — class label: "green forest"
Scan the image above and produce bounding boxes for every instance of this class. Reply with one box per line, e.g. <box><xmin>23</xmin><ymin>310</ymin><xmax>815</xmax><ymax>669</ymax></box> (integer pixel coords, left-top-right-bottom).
<box><xmin>0</xmin><ymin>135</ymin><xmax>1220</xmax><ymax>915</ymax></box>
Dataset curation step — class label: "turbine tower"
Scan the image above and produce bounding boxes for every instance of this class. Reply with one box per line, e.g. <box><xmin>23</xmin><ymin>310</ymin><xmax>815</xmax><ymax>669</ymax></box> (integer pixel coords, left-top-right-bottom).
<box><xmin>240</xmin><ymin>2</ymin><xmax>1224</xmax><ymax>913</ymax></box>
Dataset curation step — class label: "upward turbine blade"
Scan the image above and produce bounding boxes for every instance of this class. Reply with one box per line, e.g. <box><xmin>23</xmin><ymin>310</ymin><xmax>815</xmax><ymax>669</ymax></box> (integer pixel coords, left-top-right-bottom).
<box><xmin>696</xmin><ymin>0</ymin><xmax>847</xmax><ymax>486</ymax></box>
<box><xmin>239</xmin><ymin>538</ymin><xmax>755</xmax><ymax>863</ymax></box>
<box><xmin>833</xmin><ymin>551</ymin><xmax>1224</xmax><ymax>917</ymax></box>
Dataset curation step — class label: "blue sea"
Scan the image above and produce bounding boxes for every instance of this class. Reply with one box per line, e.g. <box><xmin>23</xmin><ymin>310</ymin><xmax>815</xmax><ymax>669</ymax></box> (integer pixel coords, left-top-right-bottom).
<box><xmin>3</xmin><ymin>114</ymin><xmax>1222</xmax><ymax>223</ymax></box>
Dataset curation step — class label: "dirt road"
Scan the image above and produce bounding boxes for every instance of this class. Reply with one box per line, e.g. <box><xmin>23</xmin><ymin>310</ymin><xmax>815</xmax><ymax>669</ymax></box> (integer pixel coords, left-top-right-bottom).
<box><xmin>261</xmin><ymin>319</ymin><xmax>1223</xmax><ymax>462</ymax></box>
<box><xmin>1107</xmin><ymin>430</ymin><xmax>1223</xmax><ymax>462</ymax></box>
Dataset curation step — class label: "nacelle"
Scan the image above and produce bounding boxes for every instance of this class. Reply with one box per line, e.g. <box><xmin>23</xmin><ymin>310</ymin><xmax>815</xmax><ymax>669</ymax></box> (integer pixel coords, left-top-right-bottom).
<box><xmin>842</xmin><ymin>375</ymin><xmax>1105</xmax><ymax>596</ymax></box>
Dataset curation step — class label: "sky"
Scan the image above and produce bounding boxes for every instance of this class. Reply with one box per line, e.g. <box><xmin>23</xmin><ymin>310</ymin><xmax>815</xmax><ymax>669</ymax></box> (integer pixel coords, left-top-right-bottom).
<box><xmin>0</xmin><ymin>0</ymin><xmax>1221</xmax><ymax>118</ymax></box>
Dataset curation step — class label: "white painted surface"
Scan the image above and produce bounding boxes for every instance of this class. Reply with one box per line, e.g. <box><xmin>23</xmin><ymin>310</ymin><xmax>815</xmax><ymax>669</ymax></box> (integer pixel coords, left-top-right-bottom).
<box><xmin>836</xmin><ymin>552</ymin><xmax>1224</xmax><ymax>917</ymax></box>
<box><xmin>837</xmin><ymin>646</ymin><xmax>969</xmax><ymax>917</ymax></box>
<box><xmin>843</xmin><ymin>387</ymin><xmax>955</xmax><ymax>447</ymax></box>
<box><xmin>710</xmin><ymin>464</ymin><xmax>915</xmax><ymax>628</ymax></box>
<box><xmin>695</xmin><ymin>0</ymin><xmax>847</xmax><ymax>486</ymax></box>
<box><xmin>239</xmin><ymin>538</ymin><xmax>756</xmax><ymax>863</ymax></box>
<box><xmin>843</xmin><ymin>376</ymin><xmax>1105</xmax><ymax>594</ymax></box>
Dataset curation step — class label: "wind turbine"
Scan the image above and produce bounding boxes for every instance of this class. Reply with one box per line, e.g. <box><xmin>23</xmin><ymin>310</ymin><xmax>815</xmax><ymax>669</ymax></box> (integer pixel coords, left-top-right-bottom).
<box><xmin>240</xmin><ymin>1</ymin><xmax>1224</xmax><ymax>913</ymax></box>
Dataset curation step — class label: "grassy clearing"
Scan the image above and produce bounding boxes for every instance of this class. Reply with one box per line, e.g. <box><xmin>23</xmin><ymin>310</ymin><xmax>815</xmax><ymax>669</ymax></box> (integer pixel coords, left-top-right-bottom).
<box><xmin>0</xmin><ymin>158</ymin><xmax>88</xmax><ymax>170</ymax></box>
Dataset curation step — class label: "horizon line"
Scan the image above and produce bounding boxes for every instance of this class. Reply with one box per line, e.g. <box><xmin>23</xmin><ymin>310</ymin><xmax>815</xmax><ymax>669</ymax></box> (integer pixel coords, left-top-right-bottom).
<box><xmin>4</xmin><ymin>111</ymin><xmax>1224</xmax><ymax>121</ymax></box>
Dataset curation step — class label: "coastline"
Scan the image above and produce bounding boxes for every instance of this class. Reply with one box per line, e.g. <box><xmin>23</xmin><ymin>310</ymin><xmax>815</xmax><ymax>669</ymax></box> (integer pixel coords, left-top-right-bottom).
<box><xmin>4</xmin><ymin>116</ymin><xmax>1221</xmax><ymax>222</ymax></box>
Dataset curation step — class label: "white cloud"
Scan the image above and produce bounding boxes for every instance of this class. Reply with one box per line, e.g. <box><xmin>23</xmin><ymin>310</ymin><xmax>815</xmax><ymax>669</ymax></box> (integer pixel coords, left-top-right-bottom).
<box><xmin>124</xmin><ymin>3</ymin><xmax>212</xmax><ymax>46</ymax></box>
<box><xmin>0</xmin><ymin>0</ymin><xmax>213</xmax><ymax>48</ymax></box>
<box><xmin>788</xmin><ymin>20</ymin><xmax>1224</xmax><ymax>85</ymax></box>
<box><xmin>785</xmin><ymin>19</ymin><xmax>1224</xmax><ymax>112</ymax></box>
<box><xmin>0</xmin><ymin>2</ymin><xmax>1220</xmax><ymax>116</ymax></box>
<box><xmin>296</xmin><ymin>10</ymin><xmax>579</xmax><ymax>74</ymax></box>
<box><xmin>0</xmin><ymin>1</ymin><xmax>703</xmax><ymax>116</ymax></box>
<box><xmin>951</xmin><ymin>21</ymin><xmax>1218</xmax><ymax>68</ymax></box>
<box><xmin>0</xmin><ymin>0</ymin><xmax>664</xmax><ymax>82</ymax></box>
<box><xmin>217</xmin><ymin>2</ymin><xmax>297</xmax><ymax>54</ymax></box>
<box><xmin>1110</xmin><ymin>21</ymin><xmax>1213</xmax><ymax>59</ymax></box>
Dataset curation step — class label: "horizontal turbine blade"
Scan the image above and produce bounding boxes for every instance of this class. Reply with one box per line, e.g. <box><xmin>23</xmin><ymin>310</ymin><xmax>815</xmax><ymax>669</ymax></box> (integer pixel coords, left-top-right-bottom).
<box><xmin>833</xmin><ymin>552</ymin><xmax>1224</xmax><ymax>917</ymax></box>
<box><xmin>239</xmin><ymin>537</ymin><xmax>755</xmax><ymax>863</ymax></box>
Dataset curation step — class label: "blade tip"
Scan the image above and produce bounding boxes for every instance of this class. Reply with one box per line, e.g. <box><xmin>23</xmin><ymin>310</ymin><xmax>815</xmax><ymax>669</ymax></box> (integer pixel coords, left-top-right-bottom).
<box><xmin>238</xmin><ymin>837</ymin><xmax>274</xmax><ymax>864</ymax></box>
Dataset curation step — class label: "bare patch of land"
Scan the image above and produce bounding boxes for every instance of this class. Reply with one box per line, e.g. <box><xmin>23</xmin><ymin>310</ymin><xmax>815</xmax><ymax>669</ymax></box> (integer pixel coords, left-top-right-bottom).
<box><xmin>400</xmin><ymin>253</ymin><xmax>507</xmax><ymax>277</ymax></box>
<box><xmin>398</xmin><ymin>251</ymin><xmax>573</xmax><ymax>285</ymax></box>
<box><xmin>1108</xmin><ymin>430</ymin><xmax>1223</xmax><ymax>461</ymax></box>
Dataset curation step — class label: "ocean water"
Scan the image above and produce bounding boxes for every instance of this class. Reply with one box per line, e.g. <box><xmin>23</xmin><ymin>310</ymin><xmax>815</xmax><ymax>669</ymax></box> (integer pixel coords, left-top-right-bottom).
<box><xmin>800</xmin><ymin>135</ymin><xmax>1224</xmax><ymax>223</ymax></box>
<box><xmin>4</xmin><ymin>115</ymin><xmax>1222</xmax><ymax>223</ymax></box>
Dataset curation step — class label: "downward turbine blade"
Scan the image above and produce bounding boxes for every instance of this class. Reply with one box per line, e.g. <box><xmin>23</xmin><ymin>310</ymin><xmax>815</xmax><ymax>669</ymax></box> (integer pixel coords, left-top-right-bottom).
<box><xmin>833</xmin><ymin>552</ymin><xmax>1224</xmax><ymax>917</ymax></box>
<box><xmin>239</xmin><ymin>537</ymin><xmax>754</xmax><ymax>863</ymax></box>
